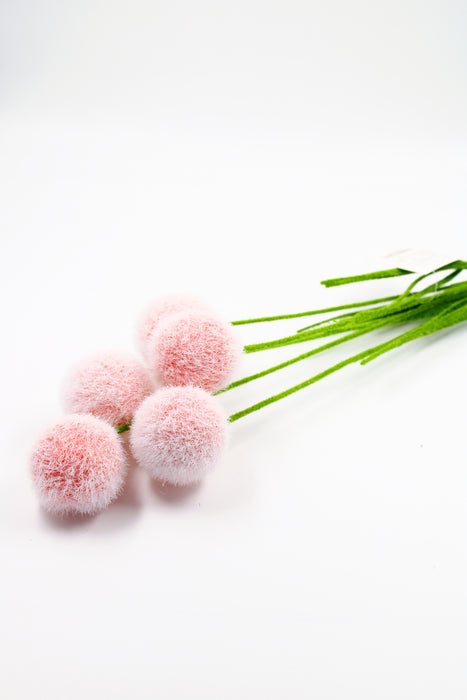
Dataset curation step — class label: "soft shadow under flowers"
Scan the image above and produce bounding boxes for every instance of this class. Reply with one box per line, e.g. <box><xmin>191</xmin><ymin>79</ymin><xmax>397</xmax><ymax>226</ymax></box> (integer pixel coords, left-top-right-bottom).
<box><xmin>150</xmin><ymin>478</ymin><xmax>202</xmax><ymax>504</ymax></box>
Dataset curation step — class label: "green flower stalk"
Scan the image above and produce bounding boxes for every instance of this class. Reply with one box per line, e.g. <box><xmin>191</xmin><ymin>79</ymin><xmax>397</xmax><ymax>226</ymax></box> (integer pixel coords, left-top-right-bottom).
<box><xmin>224</xmin><ymin>260</ymin><xmax>467</xmax><ymax>421</ymax></box>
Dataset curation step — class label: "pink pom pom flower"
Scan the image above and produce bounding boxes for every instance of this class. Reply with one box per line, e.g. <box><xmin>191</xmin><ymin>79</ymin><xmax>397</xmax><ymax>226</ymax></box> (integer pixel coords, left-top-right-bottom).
<box><xmin>149</xmin><ymin>311</ymin><xmax>241</xmax><ymax>393</ymax></box>
<box><xmin>30</xmin><ymin>414</ymin><xmax>127</xmax><ymax>516</ymax></box>
<box><xmin>62</xmin><ymin>352</ymin><xmax>153</xmax><ymax>428</ymax></box>
<box><xmin>136</xmin><ymin>294</ymin><xmax>208</xmax><ymax>364</ymax></box>
<box><xmin>130</xmin><ymin>386</ymin><xmax>229</xmax><ymax>486</ymax></box>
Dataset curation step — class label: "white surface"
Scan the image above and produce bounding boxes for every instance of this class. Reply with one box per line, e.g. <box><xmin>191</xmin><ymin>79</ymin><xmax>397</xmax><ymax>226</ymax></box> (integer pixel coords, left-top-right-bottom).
<box><xmin>1</xmin><ymin>2</ymin><xmax>467</xmax><ymax>699</ymax></box>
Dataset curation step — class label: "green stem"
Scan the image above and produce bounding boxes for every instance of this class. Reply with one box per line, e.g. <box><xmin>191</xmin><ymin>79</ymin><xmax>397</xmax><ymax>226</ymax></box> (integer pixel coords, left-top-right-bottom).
<box><xmin>438</xmin><ymin>260</ymin><xmax>467</xmax><ymax>271</ymax></box>
<box><xmin>321</xmin><ymin>267</ymin><xmax>412</xmax><ymax>287</ymax></box>
<box><xmin>233</xmin><ymin>273</ymin><xmax>463</xmax><ymax>332</ymax></box>
<box><xmin>297</xmin><ymin>307</ymin><xmax>383</xmax><ymax>333</ymax></box>
<box><xmin>380</xmin><ymin>268</ymin><xmax>461</xmax><ymax>313</ymax></box>
<box><xmin>243</xmin><ymin>304</ymin><xmax>419</xmax><ymax>353</ymax></box>
<box><xmin>229</xmin><ymin>299</ymin><xmax>467</xmax><ymax>423</ymax></box>
<box><xmin>229</xmin><ymin>348</ymin><xmax>373</xmax><ymax>422</ymax></box>
<box><xmin>116</xmin><ymin>422</ymin><xmax>131</xmax><ymax>434</ymax></box>
<box><xmin>415</xmin><ymin>268</ymin><xmax>460</xmax><ymax>294</ymax></box>
<box><xmin>361</xmin><ymin>298</ymin><xmax>467</xmax><ymax>365</ymax></box>
<box><xmin>320</xmin><ymin>260</ymin><xmax>467</xmax><ymax>288</ymax></box>
<box><xmin>231</xmin><ymin>294</ymin><xmax>402</xmax><ymax>326</ymax></box>
<box><xmin>216</xmin><ymin>330</ymin><xmax>367</xmax><ymax>395</ymax></box>
<box><xmin>244</xmin><ymin>282</ymin><xmax>467</xmax><ymax>353</ymax></box>
<box><xmin>297</xmin><ymin>273</ymin><xmax>462</xmax><ymax>334</ymax></box>
<box><xmin>222</xmin><ymin>304</ymin><xmax>422</xmax><ymax>394</ymax></box>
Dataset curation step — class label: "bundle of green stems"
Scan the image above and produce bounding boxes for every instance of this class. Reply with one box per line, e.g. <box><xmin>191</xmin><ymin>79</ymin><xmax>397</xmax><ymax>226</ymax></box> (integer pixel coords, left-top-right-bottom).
<box><xmin>219</xmin><ymin>260</ymin><xmax>467</xmax><ymax>422</ymax></box>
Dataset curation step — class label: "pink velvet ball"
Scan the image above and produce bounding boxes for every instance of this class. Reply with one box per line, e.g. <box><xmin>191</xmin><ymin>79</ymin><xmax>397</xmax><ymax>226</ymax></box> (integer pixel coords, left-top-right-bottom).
<box><xmin>130</xmin><ymin>386</ymin><xmax>229</xmax><ymax>486</ymax></box>
<box><xmin>149</xmin><ymin>311</ymin><xmax>241</xmax><ymax>393</ymax></box>
<box><xmin>62</xmin><ymin>352</ymin><xmax>153</xmax><ymax>428</ymax></box>
<box><xmin>136</xmin><ymin>294</ymin><xmax>208</xmax><ymax>364</ymax></box>
<box><xmin>30</xmin><ymin>414</ymin><xmax>127</xmax><ymax>516</ymax></box>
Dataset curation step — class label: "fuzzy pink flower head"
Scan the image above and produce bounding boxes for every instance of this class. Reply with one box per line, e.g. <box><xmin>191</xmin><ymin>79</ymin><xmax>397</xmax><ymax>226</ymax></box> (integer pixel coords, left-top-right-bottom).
<box><xmin>130</xmin><ymin>386</ymin><xmax>229</xmax><ymax>486</ymax></box>
<box><xmin>62</xmin><ymin>352</ymin><xmax>153</xmax><ymax>428</ymax></box>
<box><xmin>30</xmin><ymin>414</ymin><xmax>127</xmax><ymax>516</ymax></box>
<box><xmin>136</xmin><ymin>294</ymin><xmax>209</xmax><ymax>364</ymax></box>
<box><xmin>149</xmin><ymin>311</ymin><xmax>241</xmax><ymax>393</ymax></box>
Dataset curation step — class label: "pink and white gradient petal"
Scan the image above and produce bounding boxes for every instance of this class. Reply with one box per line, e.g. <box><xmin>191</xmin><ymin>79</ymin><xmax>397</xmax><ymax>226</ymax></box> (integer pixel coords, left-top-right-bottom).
<box><xmin>30</xmin><ymin>414</ymin><xmax>127</xmax><ymax>516</ymax></box>
<box><xmin>130</xmin><ymin>386</ymin><xmax>229</xmax><ymax>486</ymax></box>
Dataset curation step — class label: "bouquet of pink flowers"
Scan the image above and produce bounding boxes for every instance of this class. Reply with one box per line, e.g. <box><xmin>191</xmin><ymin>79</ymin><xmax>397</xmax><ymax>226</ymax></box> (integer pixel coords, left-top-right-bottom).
<box><xmin>30</xmin><ymin>256</ymin><xmax>467</xmax><ymax>517</ymax></box>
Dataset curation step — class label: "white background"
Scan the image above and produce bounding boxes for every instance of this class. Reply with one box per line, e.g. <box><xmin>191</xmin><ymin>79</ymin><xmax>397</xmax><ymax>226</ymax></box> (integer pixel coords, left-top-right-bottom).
<box><xmin>1</xmin><ymin>2</ymin><xmax>467</xmax><ymax>698</ymax></box>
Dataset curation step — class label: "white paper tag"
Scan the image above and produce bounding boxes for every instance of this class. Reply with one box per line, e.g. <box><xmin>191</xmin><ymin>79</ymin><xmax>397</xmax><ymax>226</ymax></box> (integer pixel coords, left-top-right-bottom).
<box><xmin>374</xmin><ymin>249</ymin><xmax>457</xmax><ymax>275</ymax></box>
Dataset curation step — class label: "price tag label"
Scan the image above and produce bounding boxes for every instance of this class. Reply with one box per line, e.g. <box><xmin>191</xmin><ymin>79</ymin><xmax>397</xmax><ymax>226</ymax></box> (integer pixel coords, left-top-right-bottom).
<box><xmin>375</xmin><ymin>249</ymin><xmax>457</xmax><ymax>275</ymax></box>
